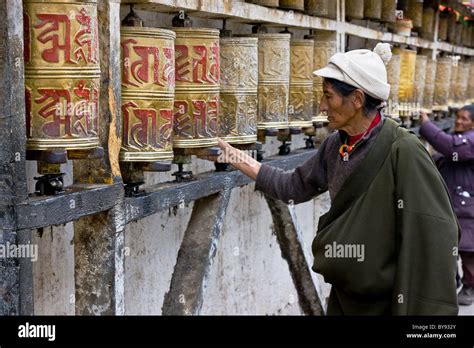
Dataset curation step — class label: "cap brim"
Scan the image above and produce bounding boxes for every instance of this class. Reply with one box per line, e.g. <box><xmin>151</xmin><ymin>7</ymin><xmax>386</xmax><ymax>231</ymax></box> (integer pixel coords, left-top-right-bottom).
<box><xmin>313</xmin><ymin>65</ymin><xmax>344</xmax><ymax>81</ymax></box>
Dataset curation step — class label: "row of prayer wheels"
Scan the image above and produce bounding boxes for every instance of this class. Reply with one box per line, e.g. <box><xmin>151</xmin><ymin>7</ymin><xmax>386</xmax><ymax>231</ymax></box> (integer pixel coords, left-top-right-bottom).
<box><xmin>386</xmin><ymin>47</ymin><xmax>473</xmax><ymax>121</ymax></box>
<box><xmin>249</xmin><ymin>0</ymin><xmax>474</xmax><ymax>48</ymax></box>
<box><xmin>23</xmin><ymin>0</ymin><xmax>337</xmax><ymax>168</ymax></box>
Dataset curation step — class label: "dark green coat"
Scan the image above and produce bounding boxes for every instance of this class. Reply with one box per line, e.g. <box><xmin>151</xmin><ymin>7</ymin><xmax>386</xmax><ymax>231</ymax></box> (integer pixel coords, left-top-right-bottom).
<box><xmin>312</xmin><ymin>119</ymin><xmax>459</xmax><ymax>315</ymax></box>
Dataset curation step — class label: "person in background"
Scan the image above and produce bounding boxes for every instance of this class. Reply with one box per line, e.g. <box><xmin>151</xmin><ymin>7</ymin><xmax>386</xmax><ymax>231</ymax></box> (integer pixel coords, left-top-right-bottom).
<box><xmin>202</xmin><ymin>43</ymin><xmax>460</xmax><ymax>315</ymax></box>
<box><xmin>420</xmin><ymin>105</ymin><xmax>474</xmax><ymax>306</ymax></box>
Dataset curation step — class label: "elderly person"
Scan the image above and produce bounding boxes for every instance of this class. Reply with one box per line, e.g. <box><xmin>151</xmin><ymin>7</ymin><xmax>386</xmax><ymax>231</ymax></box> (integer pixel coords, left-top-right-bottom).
<box><xmin>208</xmin><ymin>43</ymin><xmax>459</xmax><ymax>315</ymax></box>
<box><xmin>420</xmin><ymin>105</ymin><xmax>474</xmax><ymax>306</ymax></box>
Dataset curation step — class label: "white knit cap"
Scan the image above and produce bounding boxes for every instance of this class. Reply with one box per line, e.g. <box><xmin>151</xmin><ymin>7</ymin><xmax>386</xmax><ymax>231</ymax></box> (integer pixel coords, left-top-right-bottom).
<box><xmin>313</xmin><ymin>42</ymin><xmax>392</xmax><ymax>101</ymax></box>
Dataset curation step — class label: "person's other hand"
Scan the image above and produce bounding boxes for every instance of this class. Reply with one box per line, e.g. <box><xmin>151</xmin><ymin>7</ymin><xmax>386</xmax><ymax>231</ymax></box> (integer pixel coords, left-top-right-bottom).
<box><xmin>419</xmin><ymin>111</ymin><xmax>430</xmax><ymax>124</ymax></box>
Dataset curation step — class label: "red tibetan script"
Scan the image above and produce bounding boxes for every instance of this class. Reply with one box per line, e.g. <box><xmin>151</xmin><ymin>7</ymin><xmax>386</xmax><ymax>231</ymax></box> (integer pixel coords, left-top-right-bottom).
<box><xmin>122</xmin><ymin>39</ymin><xmax>174</xmax><ymax>88</ymax></box>
<box><xmin>175</xmin><ymin>42</ymin><xmax>219</xmax><ymax>84</ymax></box>
<box><xmin>123</xmin><ymin>101</ymin><xmax>172</xmax><ymax>149</ymax></box>
<box><xmin>32</xmin><ymin>7</ymin><xmax>97</xmax><ymax>65</ymax></box>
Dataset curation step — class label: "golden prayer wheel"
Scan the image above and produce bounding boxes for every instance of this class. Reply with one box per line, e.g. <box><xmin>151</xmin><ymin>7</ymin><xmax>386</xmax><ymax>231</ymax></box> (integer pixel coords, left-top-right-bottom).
<box><xmin>413</xmin><ymin>55</ymin><xmax>427</xmax><ymax>115</ymax></box>
<box><xmin>219</xmin><ymin>37</ymin><xmax>258</xmax><ymax>144</ymax></box>
<box><xmin>433</xmin><ymin>57</ymin><xmax>452</xmax><ymax>112</ymax></box>
<box><xmin>364</xmin><ymin>0</ymin><xmax>382</xmax><ymax>20</ymax></box>
<box><xmin>454</xmin><ymin>62</ymin><xmax>469</xmax><ymax>107</ymax></box>
<box><xmin>247</xmin><ymin>0</ymin><xmax>279</xmax><ymax>7</ymax></box>
<box><xmin>438</xmin><ymin>13</ymin><xmax>449</xmax><ymax>42</ymax></box>
<box><xmin>406</xmin><ymin>0</ymin><xmax>423</xmax><ymax>29</ymax></box>
<box><xmin>463</xmin><ymin>26</ymin><xmax>471</xmax><ymax>47</ymax></box>
<box><xmin>420</xmin><ymin>7</ymin><xmax>435</xmax><ymax>40</ymax></box>
<box><xmin>24</xmin><ymin>0</ymin><xmax>100</xmax><ymax>150</ymax></box>
<box><xmin>289</xmin><ymin>39</ymin><xmax>314</xmax><ymax>128</ymax></box>
<box><xmin>172</xmin><ymin>28</ymin><xmax>220</xmax><ymax>148</ymax></box>
<box><xmin>327</xmin><ymin>0</ymin><xmax>337</xmax><ymax>19</ymax></box>
<box><xmin>346</xmin><ymin>0</ymin><xmax>364</xmax><ymax>20</ymax></box>
<box><xmin>455</xmin><ymin>22</ymin><xmax>463</xmax><ymax>47</ymax></box>
<box><xmin>447</xmin><ymin>12</ymin><xmax>457</xmax><ymax>44</ymax></box>
<box><xmin>468</xmin><ymin>59</ymin><xmax>474</xmax><ymax>103</ymax></box>
<box><xmin>386</xmin><ymin>54</ymin><xmax>401</xmax><ymax>118</ymax></box>
<box><xmin>250</xmin><ymin>33</ymin><xmax>291</xmax><ymax>130</ymax></box>
<box><xmin>279</xmin><ymin>0</ymin><xmax>304</xmax><ymax>11</ymax></box>
<box><xmin>120</xmin><ymin>27</ymin><xmax>175</xmax><ymax>162</ymax></box>
<box><xmin>304</xmin><ymin>0</ymin><xmax>330</xmax><ymax>17</ymax></box>
<box><xmin>307</xmin><ymin>31</ymin><xmax>336</xmax><ymax>123</ymax></box>
<box><xmin>381</xmin><ymin>0</ymin><xmax>397</xmax><ymax>23</ymax></box>
<box><xmin>394</xmin><ymin>48</ymin><xmax>416</xmax><ymax>118</ymax></box>
<box><xmin>448</xmin><ymin>59</ymin><xmax>458</xmax><ymax>106</ymax></box>
<box><xmin>422</xmin><ymin>56</ymin><xmax>436</xmax><ymax>113</ymax></box>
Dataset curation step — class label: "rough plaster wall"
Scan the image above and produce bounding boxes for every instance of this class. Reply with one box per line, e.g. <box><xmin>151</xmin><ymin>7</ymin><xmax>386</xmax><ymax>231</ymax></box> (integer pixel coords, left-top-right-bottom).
<box><xmin>200</xmin><ymin>184</ymin><xmax>297</xmax><ymax>315</ymax></box>
<box><xmin>28</xmin><ymin>161</ymin><xmax>75</xmax><ymax>315</ymax></box>
<box><xmin>124</xmin><ymin>203</ymin><xmax>192</xmax><ymax>314</ymax></box>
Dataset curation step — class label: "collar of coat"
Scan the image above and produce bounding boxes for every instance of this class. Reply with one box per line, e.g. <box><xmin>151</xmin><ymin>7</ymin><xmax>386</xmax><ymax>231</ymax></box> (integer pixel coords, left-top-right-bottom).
<box><xmin>318</xmin><ymin>117</ymin><xmax>399</xmax><ymax>232</ymax></box>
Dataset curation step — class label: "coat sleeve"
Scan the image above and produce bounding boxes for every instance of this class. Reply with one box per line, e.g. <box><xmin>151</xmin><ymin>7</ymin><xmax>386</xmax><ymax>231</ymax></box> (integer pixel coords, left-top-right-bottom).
<box><xmin>391</xmin><ymin>132</ymin><xmax>459</xmax><ymax>315</ymax></box>
<box><xmin>419</xmin><ymin>121</ymin><xmax>474</xmax><ymax>162</ymax></box>
<box><xmin>255</xmin><ymin>140</ymin><xmax>328</xmax><ymax>205</ymax></box>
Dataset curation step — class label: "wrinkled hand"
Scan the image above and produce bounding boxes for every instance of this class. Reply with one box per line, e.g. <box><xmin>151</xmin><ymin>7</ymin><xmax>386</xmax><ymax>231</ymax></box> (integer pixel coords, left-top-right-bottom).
<box><xmin>419</xmin><ymin>110</ymin><xmax>430</xmax><ymax>124</ymax></box>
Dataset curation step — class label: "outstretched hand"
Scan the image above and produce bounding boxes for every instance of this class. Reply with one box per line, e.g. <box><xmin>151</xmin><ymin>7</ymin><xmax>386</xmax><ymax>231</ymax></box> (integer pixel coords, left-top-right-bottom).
<box><xmin>197</xmin><ymin>138</ymin><xmax>231</xmax><ymax>162</ymax></box>
<box><xmin>419</xmin><ymin>111</ymin><xmax>430</xmax><ymax>124</ymax></box>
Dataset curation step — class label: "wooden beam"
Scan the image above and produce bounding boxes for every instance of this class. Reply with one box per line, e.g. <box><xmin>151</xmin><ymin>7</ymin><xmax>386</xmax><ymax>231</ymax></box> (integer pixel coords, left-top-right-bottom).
<box><xmin>73</xmin><ymin>0</ymin><xmax>125</xmax><ymax>315</ymax></box>
<box><xmin>264</xmin><ymin>196</ymin><xmax>325</xmax><ymax>315</ymax></box>
<box><xmin>125</xmin><ymin>149</ymin><xmax>317</xmax><ymax>223</ymax></box>
<box><xmin>0</xmin><ymin>0</ymin><xmax>30</xmax><ymax>315</ymax></box>
<box><xmin>162</xmin><ymin>188</ymin><xmax>232</xmax><ymax>315</ymax></box>
<box><xmin>16</xmin><ymin>184</ymin><xmax>122</xmax><ymax>230</ymax></box>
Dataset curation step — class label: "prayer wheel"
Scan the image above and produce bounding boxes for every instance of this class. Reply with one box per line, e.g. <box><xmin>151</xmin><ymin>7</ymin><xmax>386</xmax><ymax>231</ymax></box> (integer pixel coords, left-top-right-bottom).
<box><xmin>454</xmin><ymin>62</ymin><xmax>469</xmax><ymax>107</ymax></box>
<box><xmin>346</xmin><ymin>0</ymin><xmax>365</xmax><ymax>20</ymax></box>
<box><xmin>307</xmin><ymin>31</ymin><xmax>336</xmax><ymax>122</ymax></box>
<box><xmin>120</xmin><ymin>27</ymin><xmax>175</xmax><ymax>162</ymax></box>
<box><xmin>172</xmin><ymin>28</ymin><xmax>220</xmax><ymax>148</ymax></box>
<box><xmin>413</xmin><ymin>55</ymin><xmax>427</xmax><ymax>115</ymax></box>
<box><xmin>279</xmin><ymin>0</ymin><xmax>305</xmax><ymax>11</ymax></box>
<box><xmin>420</xmin><ymin>6</ymin><xmax>435</xmax><ymax>40</ymax></box>
<box><xmin>438</xmin><ymin>12</ymin><xmax>448</xmax><ymax>41</ymax></box>
<box><xmin>23</xmin><ymin>0</ymin><xmax>100</xmax><ymax>150</ymax></box>
<box><xmin>447</xmin><ymin>12</ymin><xmax>457</xmax><ymax>44</ymax></box>
<box><xmin>381</xmin><ymin>0</ymin><xmax>397</xmax><ymax>23</ymax></box>
<box><xmin>448</xmin><ymin>59</ymin><xmax>458</xmax><ymax>106</ymax></box>
<box><xmin>463</xmin><ymin>25</ymin><xmax>471</xmax><ymax>47</ymax></box>
<box><xmin>406</xmin><ymin>0</ymin><xmax>423</xmax><ymax>29</ymax></box>
<box><xmin>433</xmin><ymin>57</ymin><xmax>452</xmax><ymax>112</ymax></box>
<box><xmin>247</xmin><ymin>0</ymin><xmax>279</xmax><ymax>7</ymax></box>
<box><xmin>250</xmin><ymin>33</ymin><xmax>291</xmax><ymax>130</ymax></box>
<box><xmin>364</xmin><ymin>0</ymin><xmax>382</xmax><ymax>20</ymax></box>
<box><xmin>327</xmin><ymin>0</ymin><xmax>337</xmax><ymax>19</ymax></box>
<box><xmin>219</xmin><ymin>37</ymin><xmax>258</xmax><ymax>144</ymax></box>
<box><xmin>289</xmin><ymin>39</ymin><xmax>314</xmax><ymax>128</ymax></box>
<box><xmin>455</xmin><ymin>22</ymin><xmax>463</xmax><ymax>47</ymax></box>
<box><xmin>386</xmin><ymin>54</ymin><xmax>401</xmax><ymax>118</ymax></box>
<box><xmin>304</xmin><ymin>0</ymin><xmax>330</xmax><ymax>17</ymax></box>
<box><xmin>422</xmin><ymin>56</ymin><xmax>436</xmax><ymax>113</ymax></box>
<box><xmin>394</xmin><ymin>48</ymin><xmax>416</xmax><ymax>118</ymax></box>
<box><xmin>468</xmin><ymin>59</ymin><xmax>474</xmax><ymax>103</ymax></box>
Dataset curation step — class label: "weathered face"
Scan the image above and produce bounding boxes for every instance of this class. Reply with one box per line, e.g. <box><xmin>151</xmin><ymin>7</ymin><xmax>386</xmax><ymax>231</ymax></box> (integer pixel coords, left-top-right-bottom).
<box><xmin>454</xmin><ymin>110</ymin><xmax>473</xmax><ymax>133</ymax></box>
<box><xmin>320</xmin><ymin>81</ymin><xmax>357</xmax><ymax>131</ymax></box>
